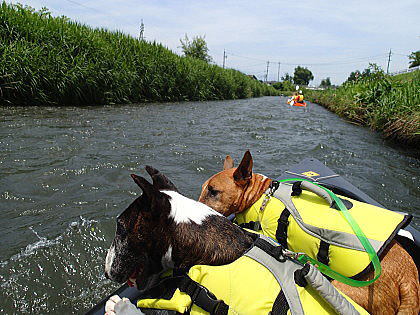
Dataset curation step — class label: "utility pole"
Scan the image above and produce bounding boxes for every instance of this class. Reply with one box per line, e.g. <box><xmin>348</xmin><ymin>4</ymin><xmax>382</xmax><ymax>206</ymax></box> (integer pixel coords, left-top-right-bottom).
<box><xmin>386</xmin><ymin>49</ymin><xmax>392</xmax><ymax>74</ymax></box>
<box><xmin>139</xmin><ymin>19</ymin><xmax>145</xmax><ymax>41</ymax></box>
<box><xmin>265</xmin><ymin>61</ymin><xmax>270</xmax><ymax>82</ymax></box>
<box><xmin>277</xmin><ymin>62</ymin><xmax>281</xmax><ymax>82</ymax></box>
<box><xmin>223</xmin><ymin>50</ymin><xmax>227</xmax><ymax>69</ymax></box>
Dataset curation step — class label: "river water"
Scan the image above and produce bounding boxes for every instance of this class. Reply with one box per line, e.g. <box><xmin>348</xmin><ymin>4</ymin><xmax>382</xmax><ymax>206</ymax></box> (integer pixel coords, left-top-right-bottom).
<box><xmin>1</xmin><ymin>96</ymin><xmax>419</xmax><ymax>313</ymax></box>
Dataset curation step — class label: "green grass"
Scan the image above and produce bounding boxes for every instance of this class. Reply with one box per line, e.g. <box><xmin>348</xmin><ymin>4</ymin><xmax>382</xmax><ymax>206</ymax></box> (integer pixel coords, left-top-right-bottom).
<box><xmin>0</xmin><ymin>3</ymin><xmax>278</xmax><ymax>106</ymax></box>
<box><xmin>305</xmin><ymin>70</ymin><xmax>420</xmax><ymax>144</ymax></box>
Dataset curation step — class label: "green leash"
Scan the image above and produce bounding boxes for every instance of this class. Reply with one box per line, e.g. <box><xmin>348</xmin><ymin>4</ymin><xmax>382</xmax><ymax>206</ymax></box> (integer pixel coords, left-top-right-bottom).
<box><xmin>277</xmin><ymin>178</ymin><xmax>382</xmax><ymax>287</ymax></box>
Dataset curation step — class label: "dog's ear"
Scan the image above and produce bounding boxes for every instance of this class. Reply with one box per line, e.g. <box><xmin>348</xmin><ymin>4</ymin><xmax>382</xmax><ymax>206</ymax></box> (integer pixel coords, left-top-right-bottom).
<box><xmin>223</xmin><ymin>155</ymin><xmax>234</xmax><ymax>170</ymax></box>
<box><xmin>131</xmin><ymin>174</ymin><xmax>170</xmax><ymax>217</ymax></box>
<box><xmin>145</xmin><ymin>166</ymin><xmax>178</xmax><ymax>192</ymax></box>
<box><xmin>233</xmin><ymin>150</ymin><xmax>253</xmax><ymax>186</ymax></box>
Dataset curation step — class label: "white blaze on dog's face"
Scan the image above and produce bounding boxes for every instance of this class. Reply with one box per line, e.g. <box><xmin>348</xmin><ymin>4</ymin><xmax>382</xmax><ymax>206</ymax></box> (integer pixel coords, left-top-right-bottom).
<box><xmin>104</xmin><ymin>166</ymin><xmax>222</xmax><ymax>289</ymax></box>
<box><xmin>199</xmin><ymin>151</ymin><xmax>253</xmax><ymax>215</ymax></box>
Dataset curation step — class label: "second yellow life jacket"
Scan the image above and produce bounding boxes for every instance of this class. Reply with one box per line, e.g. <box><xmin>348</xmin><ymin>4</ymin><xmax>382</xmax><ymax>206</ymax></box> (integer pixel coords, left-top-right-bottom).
<box><xmin>235</xmin><ymin>181</ymin><xmax>411</xmax><ymax>279</ymax></box>
<box><xmin>137</xmin><ymin>235</ymin><xmax>368</xmax><ymax>314</ymax></box>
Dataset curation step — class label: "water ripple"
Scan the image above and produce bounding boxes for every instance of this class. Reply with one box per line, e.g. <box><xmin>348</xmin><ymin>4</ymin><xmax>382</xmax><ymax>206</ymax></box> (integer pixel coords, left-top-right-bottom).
<box><xmin>0</xmin><ymin>97</ymin><xmax>419</xmax><ymax>313</ymax></box>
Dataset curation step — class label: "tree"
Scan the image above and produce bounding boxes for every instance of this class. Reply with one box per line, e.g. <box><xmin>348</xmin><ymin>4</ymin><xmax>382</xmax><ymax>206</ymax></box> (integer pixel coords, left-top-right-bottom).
<box><xmin>281</xmin><ymin>73</ymin><xmax>293</xmax><ymax>82</ymax></box>
<box><xmin>282</xmin><ymin>80</ymin><xmax>295</xmax><ymax>91</ymax></box>
<box><xmin>320</xmin><ymin>77</ymin><xmax>331</xmax><ymax>88</ymax></box>
<box><xmin>346</xmin><ymin>70</ymin><xmax>361</xmax><ymax>82</ymax></box>
<box><xmin>361</xmin><ymin>68</ymin><xmax>371</xmax><ymax>78</ymax></box>
<box><xmin>272</xmin><ymin>82</ymin><xmax>283</xmax><ymax>90</ymax></box>
<box><xmin>179</xmin><ymin>34</ymin><xmax>212</xmax><ymax>63</ymax></box>
<box><xmin>408</xmin><ymin>51</ymin><xmax>420</xmax><ymax>68</ymax></box>
<box><xmin>271</xmin><ymin>80</ymin><xmax>293</xmax><ymax>91</ymax></box>
<box><xmin>293</xmin><ymin>66</ymin><xmax>314</xmax><ymax>85</ymax></box>
<box><xmin>346</xmin><ymin>64</ymin><xmax>381</xmax><ymax>83</ymax></box>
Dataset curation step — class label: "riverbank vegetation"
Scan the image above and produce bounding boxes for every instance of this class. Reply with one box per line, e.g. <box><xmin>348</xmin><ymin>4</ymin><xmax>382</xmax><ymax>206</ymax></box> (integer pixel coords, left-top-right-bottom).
<box><xmin>0</xmin><ymin>3</ymin><xmax>278</xmax><ymax>106</ymax></box>
<box><xmin>306</xmin><ymin>67</ymin><xmax>420</xmax><ymax>144</ymax></box>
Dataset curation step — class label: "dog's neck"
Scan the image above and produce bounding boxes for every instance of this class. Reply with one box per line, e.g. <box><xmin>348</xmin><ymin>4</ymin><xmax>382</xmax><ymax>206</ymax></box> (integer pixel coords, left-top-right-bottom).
<box><xmin>235</xmin><ymin>173</ymin><xmax>272</xmax><ymax>214</ymax></box>
<box><xmin>171</xmin><ymin>218</ymin><xmax>254</xmax><ymax>268</ymax></box>
<box><xmin>161</xmin><ymin>191</ymin><xmax>254</xmax><ymax>269</ymax></box>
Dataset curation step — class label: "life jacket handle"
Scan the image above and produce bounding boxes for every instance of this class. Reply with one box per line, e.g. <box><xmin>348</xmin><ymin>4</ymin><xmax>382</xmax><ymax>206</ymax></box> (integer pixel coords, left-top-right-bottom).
<box><xmin>275</xmin><ymin>178</ymin><xmax>382</xmax><ymax>287</ymax></box>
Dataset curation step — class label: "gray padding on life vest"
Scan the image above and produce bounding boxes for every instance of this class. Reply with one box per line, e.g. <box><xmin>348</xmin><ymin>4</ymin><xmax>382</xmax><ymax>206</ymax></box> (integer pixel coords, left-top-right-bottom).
<box><xmin>300</xmin><ymin>181</ymin><xmax>333</xmax><ymax>206</ymax></box>
<box><xmin>272</xmin><ymin>184</ymin><xmax>383</xmax><ymax>252</ymax></box>
<box><xmin>245</xmin><ymin>237</ymin><xmax>304</xmax><ymax>315</ymax></box>
<box><xmin>304</xmin><ymin>265</ymin><xmax>360</xmax><ymax>315</ymax></box>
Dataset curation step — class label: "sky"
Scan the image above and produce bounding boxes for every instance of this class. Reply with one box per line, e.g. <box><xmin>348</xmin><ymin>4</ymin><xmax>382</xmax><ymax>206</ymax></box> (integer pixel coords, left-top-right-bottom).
<box><xmin>7</xmin><ymin>0</ymin><xmax>420</xmax><ymax>85</ymax></box>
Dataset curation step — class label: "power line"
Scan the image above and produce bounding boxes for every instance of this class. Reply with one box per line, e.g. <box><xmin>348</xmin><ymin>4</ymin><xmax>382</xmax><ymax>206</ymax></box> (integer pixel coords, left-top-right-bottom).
<box><xmin>63</xmin><ymin>0</ymin><xmax>106</xmax><ymax>14</ymax></box>
<box><xmin>226</xmin><ymin>50</ymin><xmax>389</xmax><ymax>66</ymax></box>
<box><xmin>392</xmin><ymin>52</ymin><xmax>409</xmax><ymax>57</ymax></box>
<box><xmin>233</xmin><ymin>62</ymin><xmax>267</xmax><ymax>69</ymax></box>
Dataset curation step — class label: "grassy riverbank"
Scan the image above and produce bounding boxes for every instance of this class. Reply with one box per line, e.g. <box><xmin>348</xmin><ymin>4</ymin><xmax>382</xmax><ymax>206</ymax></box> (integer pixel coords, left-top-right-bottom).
<box><xmin>0</xmin><ymin>3</ymin><xmax>278</xmax><ymax>106</ymax></box>
<box><xmin>306</xmin><ymin>70</ymin><xmax>420</xmax><ymax>144</ymax></box>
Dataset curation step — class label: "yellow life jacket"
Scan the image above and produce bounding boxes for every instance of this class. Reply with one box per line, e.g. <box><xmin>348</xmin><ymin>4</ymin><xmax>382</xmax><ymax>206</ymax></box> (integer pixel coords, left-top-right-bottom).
<box><xmin>235</xmin><ymin>181</ymin><xmax>411</xmax><ymax>278</ymax></box>
<box><xmin>296</xmin><ymin>94</ymin><xmax>304</xmax><ymax>102</ymax></box>
<box><xmin>137</xmin><ymin>235</ymin><xmax>368</xmax><ymax>314</ymax></box>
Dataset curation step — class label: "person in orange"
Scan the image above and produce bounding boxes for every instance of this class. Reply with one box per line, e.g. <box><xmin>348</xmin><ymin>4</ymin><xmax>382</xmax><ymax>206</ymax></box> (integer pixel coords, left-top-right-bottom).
<box><xmin>288</xmin><ymin>91</ymin><xmax>304</xmax><ymax>106</ymax></box>
<box><xmin>295</xmin><ymin>90</ymin><xmax>304</xmax><ymax>103</ymax></box>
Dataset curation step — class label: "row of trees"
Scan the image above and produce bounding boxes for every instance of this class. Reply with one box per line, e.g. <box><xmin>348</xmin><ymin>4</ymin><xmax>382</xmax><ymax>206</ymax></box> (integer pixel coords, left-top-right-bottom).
<box><xmin>179</xmin><ymin>34</ymin><xmax>419</xmax><ymax>89</ymax></box>
<box><xmin>272</xmin><ymin>66</ymin><xmax>315</xmax><ymax>90</ymax></box>
<box><xmin>178</xmin><ymin>35</ymin><xmax>318</xmax><ymax>88</ymax></box>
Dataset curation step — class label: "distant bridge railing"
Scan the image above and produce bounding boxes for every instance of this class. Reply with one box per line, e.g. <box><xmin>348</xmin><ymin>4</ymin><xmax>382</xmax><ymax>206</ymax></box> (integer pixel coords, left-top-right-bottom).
<box><xmin>389</xmin><ymin>66</ymin><xmax>419</xmax><ymax>76</ymax></box>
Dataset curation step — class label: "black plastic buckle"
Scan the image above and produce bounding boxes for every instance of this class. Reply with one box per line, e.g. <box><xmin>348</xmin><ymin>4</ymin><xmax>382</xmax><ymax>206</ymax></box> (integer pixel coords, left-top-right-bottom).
<box><xmin>251</xmin><ymin>221</ymin><xmax>261</xmax><ymax>231</ymax></box>
<box><xmin>272</xmin><ymin>246</ymin><xmax>287</xmax><ymax>262</ymax></box>
<box><xmin>270</xmin><ymin>180</ymin><xmax>280</xmax><ymax>193</ymax></box>
<box><xmin>191</xmin><ymin>283</ymin><xmax>224</xmax><ymax>314</ymax></box>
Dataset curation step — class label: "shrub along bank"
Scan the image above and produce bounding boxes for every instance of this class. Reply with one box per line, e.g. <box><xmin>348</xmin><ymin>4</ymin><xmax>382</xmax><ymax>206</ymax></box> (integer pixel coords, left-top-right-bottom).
<box><xmin>305</xmin><ymin>70</ymin><xmax>420</xmax><ymax>145</ymax></box>
<box><xmin>0</xmin><ymin>3</ymin><xmax>278</xmax><ymax>106</ymax></box>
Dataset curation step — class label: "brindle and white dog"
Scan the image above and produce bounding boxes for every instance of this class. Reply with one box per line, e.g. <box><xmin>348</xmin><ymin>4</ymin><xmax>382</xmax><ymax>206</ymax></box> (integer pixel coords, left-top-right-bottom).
<box><xmin>104</xmin><ymin>166</ymin><xmax>255</xmax><ymax>314</ymax></box>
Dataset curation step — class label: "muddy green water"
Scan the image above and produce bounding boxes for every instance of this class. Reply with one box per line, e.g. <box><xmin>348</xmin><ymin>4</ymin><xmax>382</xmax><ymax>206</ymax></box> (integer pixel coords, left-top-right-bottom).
<box><xmin>1</xmin><ymin>96</ymin><xmax>419</xmax><ymax>313</ymax></box>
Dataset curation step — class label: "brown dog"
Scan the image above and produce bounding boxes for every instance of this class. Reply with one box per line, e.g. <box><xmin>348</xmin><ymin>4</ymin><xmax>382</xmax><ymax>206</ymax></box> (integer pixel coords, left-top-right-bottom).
<box><xmin>199</xmin><ymin>151</ymin><xmax>420</xmax><ymax>315</ymax></box>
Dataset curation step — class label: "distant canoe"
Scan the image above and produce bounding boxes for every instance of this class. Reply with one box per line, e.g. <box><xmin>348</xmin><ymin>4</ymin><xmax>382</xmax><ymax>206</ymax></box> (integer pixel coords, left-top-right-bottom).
<box><xmin>287</xmin><ymin>100</ymin><xmax>307</xmax><ymax>107</ymax></box>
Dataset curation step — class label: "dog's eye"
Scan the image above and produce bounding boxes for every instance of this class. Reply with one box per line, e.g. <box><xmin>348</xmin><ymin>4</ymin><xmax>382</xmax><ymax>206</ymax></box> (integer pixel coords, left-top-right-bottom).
<box><xmin>208</xmin><ymin>186</ymin><xmax>219</xmax><ymax>197</ymax></box>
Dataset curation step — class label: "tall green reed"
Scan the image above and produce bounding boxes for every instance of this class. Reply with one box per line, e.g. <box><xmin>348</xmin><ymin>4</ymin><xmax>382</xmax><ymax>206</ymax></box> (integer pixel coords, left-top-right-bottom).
<box><xmin>305</xmin><ymin>70</ymin><xmax>419</xmax><ymax>144</ymax></box>
<box><xmin>0</xmin><ymin>3</ymin><xmax>278</xmax><ymax>106</ymax></box>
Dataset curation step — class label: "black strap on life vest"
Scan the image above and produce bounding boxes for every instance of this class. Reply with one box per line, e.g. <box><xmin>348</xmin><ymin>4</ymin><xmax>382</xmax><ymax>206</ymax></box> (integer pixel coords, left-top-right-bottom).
<box><xmin>254</xmin><ymin>237</ymin><xmax>287</xmax><ymax>262</ymax></box>
<box><xmin>317</xmin><ymin>240</ymin><xmax>330</xmax><ymax>266</ymax></box>
<box><xmin>275</xmin><ymin>208</ymin><xmax>291</xmax><ymax>248</ymax></box>
<box><xmin>238</xmin><ymin>221</ymin><xmax>261</xmax><ymax>231</ymax></box>
<box><xmin>178</xmin><ymin>275</ymin><xmax>229</xmax><ymax>315</ymax></box>
<box><xmin>136</xmin><ymin>272</ymin><xmax>228</xmax><ymax>315</ymax></box>
<box><xmin>291</xmin><ymin>181</ymin><xmax>303</xmax><ymax>196</ymax></box>
<box><xmin>271</xmin><ymin>290</ymin><xmax>289</xmax><ymax>314</ymax></box>
<box><xmin>294</xmin><ymin>263</ymin><xmax>310</xmax><ymax>287</ymax></box>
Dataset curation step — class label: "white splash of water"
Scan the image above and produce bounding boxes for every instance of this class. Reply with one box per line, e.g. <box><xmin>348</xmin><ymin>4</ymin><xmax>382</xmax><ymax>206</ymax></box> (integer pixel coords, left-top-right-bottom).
<box><xmin>0</xmin><ymin>216</ymin><xmax>98</xmax><ymax>267</ymax></box>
